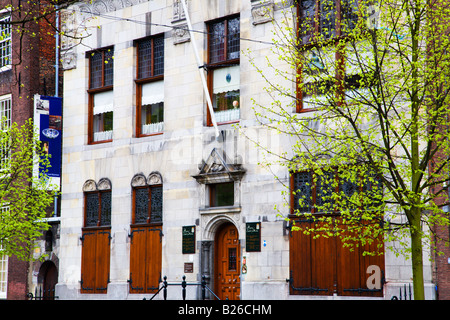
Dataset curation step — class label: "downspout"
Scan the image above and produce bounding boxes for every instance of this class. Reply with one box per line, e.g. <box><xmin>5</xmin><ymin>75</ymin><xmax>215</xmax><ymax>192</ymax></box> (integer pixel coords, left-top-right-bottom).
<box><xmin>54</xmin><ymin>5</ymin><xmax>60</xmax><ymax>217</ymax></box>
<box><xmin>179</xmin><ymin>0</ymin><xmax>219</xmax><ymax>138</ymax></box>
<box><xmin>55</xmin><ymin>5</ymin><xmax>59</xmax><ymax>98</ymax></box>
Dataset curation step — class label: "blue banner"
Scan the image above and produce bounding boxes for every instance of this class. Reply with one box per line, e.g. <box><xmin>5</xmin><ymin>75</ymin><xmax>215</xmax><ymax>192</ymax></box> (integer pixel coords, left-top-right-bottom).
<box><xmin>35</xmin><ymin>95</ymin><xmax>62</xmax><ymax>179</ymax></box>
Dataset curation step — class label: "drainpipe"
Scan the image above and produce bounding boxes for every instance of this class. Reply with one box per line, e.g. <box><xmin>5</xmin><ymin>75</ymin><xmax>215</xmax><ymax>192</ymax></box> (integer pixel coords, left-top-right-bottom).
<box><xmin>179</xmin><ymin>0</ymin><xmax>219</xmax><ymax>138</ymax></box>
<box><xmin>54</xmin><ymin>5</ymin><xmax>60</xmax><ymax>217</ymax></box>
<box><xmin>55</xmin><ymin>5</ymin><xmax>59</xmax><ymax>98</ymax></box>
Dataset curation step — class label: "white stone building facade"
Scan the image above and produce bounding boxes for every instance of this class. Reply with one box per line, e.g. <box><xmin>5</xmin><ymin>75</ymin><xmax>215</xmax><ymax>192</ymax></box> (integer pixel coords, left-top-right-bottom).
<box><xmin>56</xmin><ymin>0</ymin><xmax>436</xmax><ymax>300</ymax></box>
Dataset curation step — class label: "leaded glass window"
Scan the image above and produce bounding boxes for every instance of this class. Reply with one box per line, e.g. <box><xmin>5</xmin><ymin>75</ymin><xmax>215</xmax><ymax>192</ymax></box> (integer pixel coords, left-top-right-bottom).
<box><xmin>85</xmin><ymin>192</ymin><xmax>99</xmax><ymax>227</ymax></box>
<box><xmin>137</xmin><ymin>35</ymin><xmax>164</xmax><ymax>80</ymax></box>
<box><xmin>90</xmin><ymin>52</ymin><xmax>103</xmax><ymax>89</ymax></box>
<box><xmin>298</xmin><ymin>0</ymin><xmax>360</xmax><ymax>44</ymax></box>
<box><xmin>292</xmin><ymin>169</ymin><xmax>382</xmax><ymax>214</ymax></box>
<box><xmin>135</xmin><ymin>188</ymin><xmax>149</xmax><ymax>224</ymax></box>
<box><xmin>316</xmin><ymin>171</ymin><xmax>334</xmax><ymax>211</ymax></box>
<box><xmin>133</xmin><ymin>185</ymin><xmax>163</xmax><ymax>224</ymax></box>
<box><xmin>320</xmin><ymin>0</ymin><xmax>336</xmax><ymax>39</ymax></box>
<box><xmin>209</xmin><ymin>21</ymin><xmax>225</xmax><ymax>64</ymax></box>
<box><xmin>84</xmin><ymin>191</ymin><xmax>111</xmax><ymax>227</ymax></box>
<box><xmin>89</xmin><ymin>48</ymin><xmax>114</xmax><ymax>89</ymax></box>
<box><xmin>100</xmin><ymin>191</ymin><xmax>111</xmax><ymax>226</ymax></box>
<box><xmin>227</xmin><ymin>17</ymin><xmax>240</xmax><ymax>60</ymax></box>
<box><xmin>209</xmin><ymin>17</ymin><xmax>240</xmax><ymax>64</ymax></box>
<box><xmin>293</xmin><ymin>171</ymin><xmax>312</xmax><ymax>213</ymax></box>
<box><xmin>150</xmin><ymin>186</ymin><xmax>163</xmax><ymax>223</ymax></box>
<box><xmin>299</xmin><ymin>0</ymin><xmax>316</xmax><ymax>44</ymax></box>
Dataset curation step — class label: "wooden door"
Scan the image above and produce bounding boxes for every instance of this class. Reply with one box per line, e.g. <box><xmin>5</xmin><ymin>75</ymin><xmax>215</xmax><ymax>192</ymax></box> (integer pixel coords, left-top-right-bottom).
<box><xmin>80</xmin><ymin>229</ymin><xmax>111</xmax><ymax>293</ymax></box>
<box><xmin>129</xmin><ymin>226</ymin><xmax>162</xmax><ymax>293</ymax></box>
<box><xmin>336</xmin><ymin>218</ymin><xmax>385</xmax><ymax>297</ymax></box>
<box><xmin>42</xmin><ymin>262</ymin><xmax>58</xmax><ymax>300</ymax></box>
<box><xmin>289</xmin><ymin>219</ymin><xmax>334</xmax><ymax>296</ymax></box>
<box><xmin>215</xmin><ymin>223</ymin><xmax>240</xmax><ymax>300</ymax></box>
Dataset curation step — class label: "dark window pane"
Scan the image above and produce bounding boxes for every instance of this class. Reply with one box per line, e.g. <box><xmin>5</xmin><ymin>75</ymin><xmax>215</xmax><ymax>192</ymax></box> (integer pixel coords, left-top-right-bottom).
<box><xmin>100</xmin><ymin>191</ymin><xmax>111</xmax><ymax>226</ymax></box>
<box><xmin>213</xmin><ymin>90</ymin><xmax>240</xmax><ymax>112</ymax></box>
<box><xmin>227</xmin><ymin>17</ymin><xmax>240</xmax><ymax>60</ymax></box>
<box><xmin>93</xmin><ymin>111</ymin><xmax>113</xmax><ymax>142</ymax></box>
<box><xmin>85</xmin><ymin>193</ymin><xmax>99</xmax><ymax>227</ymax></box>
<box><xmin>339</xmin><ymin>174</ymin><xmax>358</xmax><ymax>211</ymax></box>
<box><xmin>138</xmin><ymin>38</ymin><xmax>152</xmax><ymax>79</ymax></box>
<box><xmin>320</xmin><ymin>0</ymin><xmax>336</xmax><ymax>39</ymax></box>
<box><xmin>90</xmin><ymin>49</ymin><xmax>114</xmax><ymax>88</ymax></box>
<box><xmin>316</xmin><ymin>171</ymin><xmax>334</xmax><ymax>212</ymax></box>
<box><xmin>138</xmin><ymin>36</ymin><xmax>164</xmax><ymax>79</ymax></box>
<box><xmin>300</xmin><ymin>0</ymin><xmax>316</xmax><ymax>44</ymax></box>
<box><xmin>153</xmin><ymin>36</ymin><xmax>164</xmax><ymax>76</ymax></box>
<box><xmin>211</xmin><ymin>182</ymin><xmax>234</xmax><ymax>207</ymax></box>
<box><xmin>341</xmin><ymin>0</ymin><xmax>359</xmax><ymax>34</ymax></box>
<box><xmin>135</xmin><ymin>188</ymin><xmax>149</xmax><ymax>224</ymax></box>
<box><xmin>104</xmin><ymin>50</ymin><xmax>114</xmax><ymax>86</ymax></box>
<box><xmin>142</xmin><ymin>102</ymin><xmax>164</xmax><ymax>125</ymax></box>
<box><xmin>150</xmin><ymin>186</ymin><xmax>163</xmax><ymax>223</ymax></box>
<box><xmin>209</xmin><ymin>21</ymin><xmax>225</xmax><ymax>63</ymax></box>
<box><xmin>90</xmin><ymin>52</ymin><xmax>103</xmax><ymax>89</ymax></box>
<box><xmin>228</xmin><ymin>248</ymin><xmax>237</xmax><ymax>271</ymax></box>
<box><xmin>293</xmin><ymin>172</ymin><xmax>312</xmax><ymax>213</ymax></box>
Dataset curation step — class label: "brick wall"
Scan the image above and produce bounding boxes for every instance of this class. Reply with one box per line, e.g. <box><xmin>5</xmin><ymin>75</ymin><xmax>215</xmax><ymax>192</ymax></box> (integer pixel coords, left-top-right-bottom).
<box><xmin>0</xmin><ymin>0</ymin><xmax>59</xmax><ymax>300</ymax></box>
<box><xmin>430</xmin><ymin>176</ymin><xmax>450</xmax><ymax>299</ymax></box>
<box><xmin>6</xmin><ymin>256</ymin><xmax>29</xmax><ymax>300</ymax></box>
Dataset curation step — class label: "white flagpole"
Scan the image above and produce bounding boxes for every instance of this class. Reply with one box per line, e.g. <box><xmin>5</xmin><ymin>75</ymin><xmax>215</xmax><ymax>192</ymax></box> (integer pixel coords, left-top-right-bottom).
<box><xmin>180</xmin><ymin>0</ymin><xmax>220</xmax><ymax>138</ymax></box>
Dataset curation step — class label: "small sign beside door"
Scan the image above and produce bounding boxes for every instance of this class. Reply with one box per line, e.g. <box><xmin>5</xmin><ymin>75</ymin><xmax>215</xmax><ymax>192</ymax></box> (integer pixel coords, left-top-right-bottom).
<box><xmin>245</xmin><ymin>222</ymin><xmax>261</xmax><ymax>252</ymax></box>
<box><xmin>182</xmin><ymin>225</ymin><xmax>195</xmax><ymax>254</ymax></box>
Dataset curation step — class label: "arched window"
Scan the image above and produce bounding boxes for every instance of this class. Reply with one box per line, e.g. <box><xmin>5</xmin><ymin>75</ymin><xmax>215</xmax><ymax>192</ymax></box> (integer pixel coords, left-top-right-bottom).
<box><xmin>131</xmin><ymin>172</ymin><xmax>163</xmax><ymax>225</ymax></box>
<box><xmin>83</xmin><ymin>178</ymin><xmax>112</xmax><ymax>227</ymax></box>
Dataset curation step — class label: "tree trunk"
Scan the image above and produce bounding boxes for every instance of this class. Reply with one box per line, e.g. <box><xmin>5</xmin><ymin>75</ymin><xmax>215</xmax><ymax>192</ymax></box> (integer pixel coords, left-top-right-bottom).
<box><xmin>410</xmin><ymin>216</ymin><xmax>425</xmax><ymax>300</ymax></box>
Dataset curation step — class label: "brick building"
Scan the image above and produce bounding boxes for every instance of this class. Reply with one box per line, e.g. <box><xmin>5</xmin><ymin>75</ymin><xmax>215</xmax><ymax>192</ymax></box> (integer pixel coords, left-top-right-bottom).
<box><xmin>0</xmin><ymin>0</ymin><xmax>62</xmax><ymax>300</ymax></box>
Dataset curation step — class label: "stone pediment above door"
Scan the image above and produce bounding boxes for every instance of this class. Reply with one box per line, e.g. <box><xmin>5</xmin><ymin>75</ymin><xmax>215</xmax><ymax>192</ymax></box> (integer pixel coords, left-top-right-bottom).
<box><xmin>192</xmin><ymin>148</ymin><xmax>245</xmax><ymax>184</ymax></box>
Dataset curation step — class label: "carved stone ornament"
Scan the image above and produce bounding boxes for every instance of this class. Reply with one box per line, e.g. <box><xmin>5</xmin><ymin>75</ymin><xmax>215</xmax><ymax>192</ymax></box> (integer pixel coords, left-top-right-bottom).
<box><xmin>82</xmin><ymin>179</ymin><xmax>97</xmax><ymax>192</ymax></box>
<box><xmin>97</xmin><ymin>177</ymin><xmax>112</xmax><ymax>190</ymax></box>
<box><xmin>172</xmin><ymin>0</ymin><xmax>188</xmax><ymax>22</ymax></box>
<box><xmin>74</xmin><ymin>0</ymin><xmax>150</xmax><ymax>16</ymax></box>
<box><xmin>172</xmin><ymin>24</ymin><xmax>190</xmax><ymax>45</ymax></box>
<box><xmin>147</xmin><ymin>172</ymin><xmax>163</xmax><ymax>185</ymax></box>
<box><xmin>192</xmin><ymin>148</ymin><xmax>245</xmax><ymax>184</ymax></box>
<box><xmin>131</xmin><ymin>173</ymin><xmax>147</xmax><ymax>187</ymax></box>
<box><xmin>62</xmin><ymin>50</ymin><xmax>77</xmax><ymax>70</ymax></box>
<box><xmin>251</xmin><ymin>1</ymin><xmax>274</xmax><ymax>25</ymax></box>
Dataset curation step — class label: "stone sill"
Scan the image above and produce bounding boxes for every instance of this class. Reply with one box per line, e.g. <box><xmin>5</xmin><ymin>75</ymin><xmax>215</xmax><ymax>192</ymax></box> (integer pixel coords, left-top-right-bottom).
<box><xmin>199</xmin><ymin>206</ymin><xmax>241</xmax><ymax>215</ymax></box>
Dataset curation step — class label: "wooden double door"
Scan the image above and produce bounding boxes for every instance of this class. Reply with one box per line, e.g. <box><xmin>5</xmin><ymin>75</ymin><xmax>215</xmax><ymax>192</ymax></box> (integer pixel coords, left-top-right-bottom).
<box><xmin>215</xmin><ymin>223</ymin><xmax>240</xmax><ymax>300</ymax></box>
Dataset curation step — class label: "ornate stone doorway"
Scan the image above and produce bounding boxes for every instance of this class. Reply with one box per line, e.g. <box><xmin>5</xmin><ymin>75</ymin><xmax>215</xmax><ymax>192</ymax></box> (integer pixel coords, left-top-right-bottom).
<box><xmin>214</xmin><ymin>222</ymin><xmax>240</xmax><ymax>300</ymax></box>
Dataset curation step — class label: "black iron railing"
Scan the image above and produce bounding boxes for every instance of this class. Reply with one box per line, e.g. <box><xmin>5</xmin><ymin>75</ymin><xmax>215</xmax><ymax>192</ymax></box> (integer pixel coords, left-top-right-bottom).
<box><xmin>145</xmin><ymin>275</ymin><xmax>220</xmax><ymax>300</ymax></box>
<box><xmin>27</xmin><ymin>286</ymin><xmax>58</xmax><ymax>300</ymax></box>
<box><xmin>391</xmin><ymin>283</ymin><xmax>413</xmax><ymax>300</ymax></box>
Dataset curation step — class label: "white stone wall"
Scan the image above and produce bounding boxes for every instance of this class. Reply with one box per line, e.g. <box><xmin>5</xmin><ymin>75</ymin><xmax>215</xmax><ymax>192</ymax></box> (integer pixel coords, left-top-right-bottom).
<box><xmin>56</xmin><ymin>0</ymin><xmax>435</xmax><ymax>300</ymax></box>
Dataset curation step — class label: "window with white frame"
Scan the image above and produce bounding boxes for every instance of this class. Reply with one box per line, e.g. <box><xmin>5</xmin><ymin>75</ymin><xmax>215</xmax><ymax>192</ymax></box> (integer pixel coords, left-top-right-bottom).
<box><xmin>0</xmin><ymin>95</ymin><xmax>11</xmax><ymax>172</ymax></box>
<box><xmin>0</xmin><ymin>245</ymin><xmax>7</xmax><ymax>299</ymax></box>
<box><xmin>0</xmin><ymin>12</ymin><xmax>11</xmax><ymax>70</ymax></box>
<box><xmin>0</xmin><ymin>205</ymin><xmax>9</xmax><ymax>300</ymax></box>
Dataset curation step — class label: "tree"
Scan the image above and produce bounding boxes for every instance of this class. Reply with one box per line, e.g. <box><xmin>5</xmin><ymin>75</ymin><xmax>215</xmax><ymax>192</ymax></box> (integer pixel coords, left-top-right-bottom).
<box><xmin>0</xmin><ymin>118</ymin><xmax>56</xmax><ymax>261</ymax></box>
<box><xmin>243</xmin><ymin>0</ymin><xmax>450</xmax><ymax>299</ymax></box>
<box><xmin>0</xmin><ymin>0</ymin><xmax>85</xmax><ymax>95</ymax></box>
